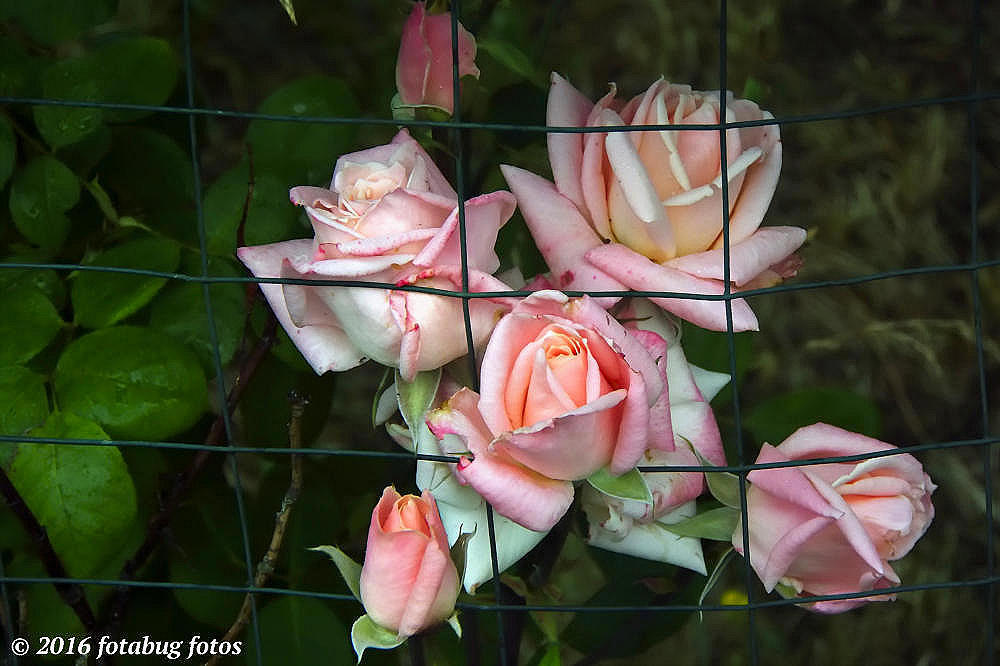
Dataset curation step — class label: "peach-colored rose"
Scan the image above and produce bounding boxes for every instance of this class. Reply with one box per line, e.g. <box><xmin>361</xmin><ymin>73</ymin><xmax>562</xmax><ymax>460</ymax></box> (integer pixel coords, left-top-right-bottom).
<box><xmin>733</xmin><ymin>423</ymin><xmax>936</xmax><ymax>613</ymax></box>
<box><xmin>502</xmin><ymin>74</ymin><xmax>806</xmax><ymax>332</ymax></box>
<box><xmin>395</xmin><ymin>2</ymin><xmax>479</xmax><ymax>115</ymax></box>
<box><xmin>360</xmin><ymin>486</ymin><xmax>460</xmax><ymax>637</ymax></box>
<box><xmin>237</xmin><ymin>129</ymin><xmax>516</xmax><ymax>380</ymax></box>
<box><xmin>426</xmin><ymin>290</ymin><xmax>674</xmax><ymax>532</ymax></box>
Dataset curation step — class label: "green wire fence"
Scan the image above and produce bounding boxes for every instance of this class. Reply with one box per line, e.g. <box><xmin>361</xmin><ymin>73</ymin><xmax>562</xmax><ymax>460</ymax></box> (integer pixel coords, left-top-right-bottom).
<box><xmin>0</xmin><ymin>0</ymin><xmax>996</xmax><ymax>664</ymax></box>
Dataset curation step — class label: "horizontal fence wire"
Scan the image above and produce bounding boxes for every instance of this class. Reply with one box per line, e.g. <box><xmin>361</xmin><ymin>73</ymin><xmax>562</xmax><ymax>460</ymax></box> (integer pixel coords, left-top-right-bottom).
<box><xmin>0</xmin><ymin>0</ymin><xmax>996</xmax><ymax>663</ymax></box>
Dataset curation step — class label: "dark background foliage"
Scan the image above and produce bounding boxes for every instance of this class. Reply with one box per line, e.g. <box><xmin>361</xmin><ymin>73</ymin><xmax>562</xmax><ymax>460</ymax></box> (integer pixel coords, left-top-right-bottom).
<box><xmin>0</xmin><ymin>0</ymin><xmax>997</xmax><ymax>664</ymax></box>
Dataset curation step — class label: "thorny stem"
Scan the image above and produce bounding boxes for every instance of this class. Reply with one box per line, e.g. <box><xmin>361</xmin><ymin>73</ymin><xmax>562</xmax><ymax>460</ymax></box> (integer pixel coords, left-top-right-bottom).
<box><xmin>203</xmin><ymin>392</ymin><xmax>307</xmax><ymax>666</ymax></box>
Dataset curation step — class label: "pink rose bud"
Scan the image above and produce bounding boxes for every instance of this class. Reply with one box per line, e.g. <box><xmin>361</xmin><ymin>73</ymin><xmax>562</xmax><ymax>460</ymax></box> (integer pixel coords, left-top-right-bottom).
<box><xmin>427</xmin><ymin>291</ymin><xmax>676</xmax><ymax>532</ymax></box>
<box><xmin>360</xmin><ymin>487</ymin><xmax>460</xmax><ymax>637</ymax></box>
<box><xmin>734</xmin><ymin>423</ymin><xmax>936</xmax><ymax>613</ymax></box>
<box><xmin>236</xmin><ymin>129</ymin><xmax>516</xmax><ymax>381</ymax></box>
<box><xmin>395</xmin><ymin>2</ymin><xmax>480</xmax><ymax>115</ymax></box>
<box><xmin>502</xmin><ymin>74</ymin><xmax>807</xmax><ymax>332</ymax></box>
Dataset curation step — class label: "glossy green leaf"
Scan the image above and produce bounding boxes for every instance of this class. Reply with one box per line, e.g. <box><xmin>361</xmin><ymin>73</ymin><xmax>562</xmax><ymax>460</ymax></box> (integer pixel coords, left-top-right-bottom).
<box><xmin>744</xmin><ymin>388</ymin><xmax>882</xmax><ymax>446</ymax></box>
<box><xmin>586</xmin><ymin>466</ymin><xmax>653</xmax><ymax>506</ymax></box>
<box><xmin>203</xmin><ymin>163</ymin><xmax>304</xmax><ymax>256</ymax></box>
<box><xmin>9</xmin><ymin>155</ymin><xmax>80</xmax><ymax>249</ymax></box>
<box><xmin>102</xmin><ymin>127</ymin><xmax>193</xmax><ymax>209</ymax></box>
<box><xmin>247</xmin><ymin>75</ymin><xmax>359</xmax><ymax>184</ymax></box>
<box><xmin>310</xmin><ymin>545</ymin><xmax>362</xmax><ymax>600</ymax></box>
<box><xmin>395</xmin><ymin>368</ymin><xmax>441</xmax><ymax>432</ymax></box>
<box><xmin>351</xmin><ymin>613</ymin><xmax>406</xmax><ymax>662</ymax></box>
<box><xmin>149</xmin><ymin>279</ymin><xmax>244</xmax><ymax>371</ymax></box>
<box><xmin>0</xmin><ymin>284</ymin><xmax>63</xmax><ymax>365</ymax></box>
<box><xmin>34</xmin><ymin>57</ymin><xmax>103</xmax><ymax>149</ymax></box>
<box><xmin>4</xmin><ymin>0</ymin><xmax>115</xmax><ymax>45</ymax></box>
<box><xmin>0</xmin><ymin>366</ymin><xmax>48</xmax><ymax>466</ymax></box>
<box><xmin>71</xmin><ymin>235</ymin><xmax>181</xmax><ymax>328</ymax></box>
<box><xmin>249</xmin><ymin>597</ymin><xmax>351</xmax><ymax>666</ymax></box>
<box><xmin>0</xmin><ymin>115</ymin><xmax>14</xmax><ymax>188</ymax></box>
<box><xmin>661</xmin><ymin>506</ymin><xmax>740</xmax><ymax>542</ymax></box>
<box><xmin>0</xmin><ymin>263</ymin><xmax>66</xmax><ymax>308</ymax></box>
<box><xmin>8</xmin><ymin>412</ymin><xmax>137</xmax><ymax>576</ymax></box>
<box><xmin>92</xmin><ymin>37</ymin><xmax>179</xmax><ymax>123</ymax></box>
<box><xmin>54</xmin><ymin>326</ymin><xmax>207</xmax><ymax>440</ymax></box>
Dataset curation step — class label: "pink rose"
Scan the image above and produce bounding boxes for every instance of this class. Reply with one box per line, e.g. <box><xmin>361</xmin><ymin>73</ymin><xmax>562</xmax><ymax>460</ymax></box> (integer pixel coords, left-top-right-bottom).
<box><xmin>395</xmin><ymin>2</ymin><xmax>479</xmax><ymax>115</ymax></box>
<box><xmin>502</xmin><ymin>74</ymin><xmax>807</xmax><ymax>332</ymax></box>
<box><xmin>733</xmin><ymin>423</ymin><xmax>936</xmax><ymax>613</ymax></box>
<box><xmin>426</xmin><ymin>290</ymin><xmax>674</xmax><ymax>532</ymax></box>
<box><xmin>583</xmin><ymin>300</ymin><xmax>728</xmax><ymax>572</ymax></box>
<box><xmin>237</xmin><ymin>129</ymin><xmax>516</xmax><ymax>380</ymax></box>
<box><xmin>360</xmin><ymin>486</ymin><xmax>460</xmax><ymax>637</ymax></box>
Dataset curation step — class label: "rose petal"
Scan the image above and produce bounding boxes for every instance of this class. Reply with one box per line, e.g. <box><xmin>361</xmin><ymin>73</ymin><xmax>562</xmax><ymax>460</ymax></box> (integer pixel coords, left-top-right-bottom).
<box><xmin>667</xmin><ymin>226</ymin><xmax>807</xmax><ymax>287</ymax></box>
<box><xmin>547</xmin><ymin>72</ymin><xmax>594</xmax><ymax>212</ymax></box>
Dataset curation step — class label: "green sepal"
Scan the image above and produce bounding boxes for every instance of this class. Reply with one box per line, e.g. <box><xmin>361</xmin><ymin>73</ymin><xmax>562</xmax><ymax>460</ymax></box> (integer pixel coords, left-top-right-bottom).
<box><xmin>310</xmin><ymin>545</ymin><xmax>362</xmax><ymax>601</ymax></box>
<box><xmin>586</xmin><ymin>466</ymin><xmax>653</xmax><ymax>506</ymax></box>
<box><xmin>661</xmin><ymin>506</ymin><xmax>740</xmax><ymax>542</ymax></box>
<box><xmin>446</xmin><ymin>611</ymin><xmax>462</xmax><ymax>639</ymax></box>
<box><xmin>682</xmin><ymin>437</ymin><xmax>742</xmax><ymax>509</ymax></box>
<box><xmin>351</xmin><ymin>614</ymin><xmax>406</xmax><ymax>663</ymax></box>
<box><xmin>395</xmin><ymin>368</ymin><xmax>441</xmax><ymax>432</ymax></box>
<box><xmin>698</xmin><ymin>547</ymin><xmax>737</xmax><ymax>621</ymax></box>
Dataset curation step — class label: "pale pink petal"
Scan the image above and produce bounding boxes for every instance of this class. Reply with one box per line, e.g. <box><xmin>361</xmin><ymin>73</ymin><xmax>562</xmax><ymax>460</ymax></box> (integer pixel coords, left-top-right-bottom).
<box><xmin>747</xmin><ymin>444</ymin><xmax>846</xmax><ymax>519</ymax></box>
<box><xmin>356</xmin><ymin>188</ymin><xmax>455</xmax><ymax>240</ymax></box>
<box><xmin>455</xmin><ymin>451</ymin><xmax>575</xmax><ymax>532</ymax></box>
<box><xmin>719</xmin><ymin>128</ymin><xmax>782</xmax><ymax>246</ymax></box>
<box><xmin>335</xmin><ymin>228</ymin><xmax>440</xmax><ymax>257</ymax></box>
<box><xmin>500</xmin><ymin>165</ymin><xmax>625</xmax><ymax>301</ymax></box>
<box><xmin>585</xmin><ymin>243</ymin><xmax>759</xmax><ymax>332</ymax></box>
<box><xmin>609</xmin><ymin>368</ymin><xmax>651</xmax><ymax>474</ymax></box>
<box><xmin>413</xmin><ymin>191</ymin><xmax>516</xmax><ymax>272</ymax></box>
<box><xmin>777</xmin><ymin>423</ymin><xmax>895</xmax><ymax>462</ymax></box>
<box><xmin>426</xmin><ymin>387</ymin><xmax>495</xmax><ymax>459</ymax></box>
<box><xmin>236</xmin><ymin>241</ymin><xmax>366</xmax><ymax>374</ymax></box>
<box><xmin>547</xmin><ymin>72</ymin><xmax>594</xmax><ymax>212</ymax></box>
<box><xmin>395</xmin><ymin>3</ymin><xmax>433</xmax><ymax>107</ymax></box>
<box><xmin>667</xmin><ymin>226</ymin><xmax>807</xmax><ymax>286</ymax></box>
<box><xmin>418</xmin><ymin>11</ymin><xmax>480</xmax><ymax>114</ymax></box>
<box><xmin>629</xmin><ymin>329</ymin><xmax>675</xmax><ymax>452</ymax></box>
<box><xmin>495</xmin><ymin>389</ymin><xmax>626</xmax><ymax>480</ymax></box>
<box><xmin>396</xmin><ymin>538</ymin><xmax>459</xmax><ymax>637</ymax></box>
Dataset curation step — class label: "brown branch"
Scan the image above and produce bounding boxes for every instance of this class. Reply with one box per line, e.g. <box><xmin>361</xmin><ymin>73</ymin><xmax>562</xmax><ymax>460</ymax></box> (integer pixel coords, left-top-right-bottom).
<box><xmin>204</xmin><ymin>392</ymin><xmax>307</xmax><ymax>666</ymax></box>
<box><xmin>103</xmin><ymin>313</ymin><xmax>279</xmax><ymax>634</ymax></box>
<box><xmin>0</xmin><ymin>468</ymin><xmax>97</xmax><ymax>632</ymax></box>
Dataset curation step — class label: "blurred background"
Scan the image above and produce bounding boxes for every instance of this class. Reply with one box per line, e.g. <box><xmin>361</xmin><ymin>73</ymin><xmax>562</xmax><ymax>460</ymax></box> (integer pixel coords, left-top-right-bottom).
<box><xmin>0</xmin><ymin>0</ymin><xmax>997</xmax><ymax>664</ymax></box>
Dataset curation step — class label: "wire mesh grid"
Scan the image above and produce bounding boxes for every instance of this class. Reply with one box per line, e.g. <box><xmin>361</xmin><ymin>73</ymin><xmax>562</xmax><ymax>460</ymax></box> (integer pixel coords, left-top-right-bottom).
<box><xmin>0</xmin><ymin>0</ymin><xmax>997</xmax><ymax>664</ymax></box>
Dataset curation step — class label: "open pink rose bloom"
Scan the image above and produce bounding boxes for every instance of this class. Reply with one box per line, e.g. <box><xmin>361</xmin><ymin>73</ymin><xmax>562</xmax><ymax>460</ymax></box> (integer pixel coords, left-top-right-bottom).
<box><xmin>733</xmin><ymin>423</ymin><xmax>936</xmax><ymax>613</ymax></box>
<box><xmin>237</xmin><ymin>129</ymin><xmax>516</xmax><ymax>381</ymax></box>
<box><xmin>360</xmin><ymin>487</ymin><xmax>460</xmax><ymax>637</ymax></box>
<box><xmin>427</xmin><ymin>291</ymin><xmax>682</xmax><ymax>532</ymax></box>
<box><xmin>503</xmin><ymin>74</ymin><xmax>807</xmax><ymax>332</ymax></box>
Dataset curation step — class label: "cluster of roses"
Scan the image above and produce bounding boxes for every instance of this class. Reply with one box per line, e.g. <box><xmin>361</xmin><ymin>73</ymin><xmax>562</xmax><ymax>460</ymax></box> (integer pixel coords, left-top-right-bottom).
<box><xmin>237</xmin><ymin>3</ymin><xmax>936</xmax><ymax>659</ymax></box>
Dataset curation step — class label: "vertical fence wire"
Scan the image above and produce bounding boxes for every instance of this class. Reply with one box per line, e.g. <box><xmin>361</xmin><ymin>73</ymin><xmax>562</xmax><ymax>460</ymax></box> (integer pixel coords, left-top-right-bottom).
<box><xmin>0</xmin><ymin>1</ymin><xmax>996</xmax><ymax>664</ymax></box>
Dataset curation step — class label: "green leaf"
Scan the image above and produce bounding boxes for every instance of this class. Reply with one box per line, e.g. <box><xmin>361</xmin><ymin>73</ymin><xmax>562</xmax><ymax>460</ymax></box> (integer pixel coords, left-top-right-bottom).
<box><xmin>102</xmin><ymin>127</ymin><xmax>193</xmax><ymax>208</ymax></box>
<box><xmin>0</xmin><ymin>36</ymin><xmax>42</xmax><ymax>97</ymax></box>
<box><xmin>34</xmin><ymin>57</ymin><xmax>103</xmax><ymax>149</ymax></box>
<box><xmin>53</xmin><ymin>325</ymin><xmax>207</xmax><ymax>440</ymax></box>
<box><xmin>310</xmin><ymin>545</ymin><xmax>362</xmax><ymax>600</ymax></box>
<box><xmin>247</xmin><ymin>75</ymin><xmax>359</xmax><ymax>184</ymax></box>
<box><xmin>8</xmin><ymin>412</ymin><xmax>137</xmax><ymax>576</ymax></box>
<box><xmin>277</xmin><ymin>0</ymin><xmax>297</xmax><ymax>24</ymax></box>
<box><xmin>478</xmin><ymin>37</ymin><xmax>544</xmax><ymax>87</ymax></box>
<box><xmin>537</xmin><ymin>643</ymin><xmax>562</xmax><ymax>666</ymax></box>
<box><xmin>0</xmin><ymin>366</ymin><xmax>49</xmax><ymax>466</ymax></box>
<box><xmin>4</xmin><ymin>0</ymin><xmax>115</xmax><ymax>45</ymax></box>
<box><xmin>586</xmin><ymin>466</ymin><xmax>653</xmax><ymax>506</ymax></box>
<box><xmin>0</xmin><ymin>284</ymin><xmax>63</xmax><ymax>365</ymax></box>
<box><xmin>744</xmin><ymin>388</ymin><xmax>882</xmax><ymax>445</ymax></box>
<box><xmin>351</xmin><ymin>614</ymin><xmax>406</xmax><ymax>663</ymax></box>
<box><xmin>0</xmin><ymin>262</ymin><xmax>66</xmax><ymax>308</ymax></box>
<box><xmin>395</xmin><ymin>368</ymin><xmax>441</xmax><ymax>432</ymax></box>
<box><xmin>91</xmin><ymin>37</ymin><xmax>178</xmax><ymax>123</ymax></box>
<box><xmin>149</xmin><ymin>278</ymin><xmax>244</xmax><ymax>371</ymax></box>
<box><xmin>203</xmin><ymin>163</ymin><xmax>304</xmax><ymax>256</ymax></box>
<box><xmin>698</xmin><ymin>547</ymin><xmax>737</xmax><ymax>620</ymax></box>
<box><xmin>0</xmin><ymin>115</ymin><xmax>15</xmax><ymax>189</ymax></box>
<box><xmin>661</xmin><ymin>506</ymin><xmax>740</xmax><ymax>542</ymax></box>
<box><xmin>249</xmin><ymin>597</ymin><xmax>351</xmax><ymax>666</ymax></box>
<box><xmin>684</xmin><ymin>438</ymin><xmax>742</xmax><ymax>509</ymax></box>
<box><xmin>71</xmin><ymin>235</ymin><xmax>181</xmax><ymax>328</ymax></box>
<box><xmin>9</xmin><ymin>155</ymin><xmax>80</xmax><ymax>249</ymax></box>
